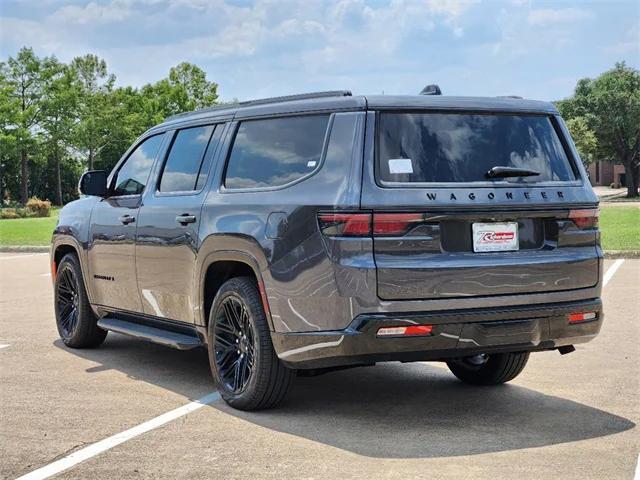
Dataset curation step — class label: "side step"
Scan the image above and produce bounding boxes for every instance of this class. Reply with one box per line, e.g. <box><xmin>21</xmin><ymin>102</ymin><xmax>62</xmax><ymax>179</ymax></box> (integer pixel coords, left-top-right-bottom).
<box><xmin>97</xmin><ymin>317</ymin><xmax>203</xmax><ymax>350</ymax></box>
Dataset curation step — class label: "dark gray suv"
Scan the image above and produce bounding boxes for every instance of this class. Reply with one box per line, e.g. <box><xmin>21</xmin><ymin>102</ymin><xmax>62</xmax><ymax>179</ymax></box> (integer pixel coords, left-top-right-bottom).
<box><xmin>50</xmin><ymin>90</ymin><xmax>603</xmax><ymax>410</ymax></box>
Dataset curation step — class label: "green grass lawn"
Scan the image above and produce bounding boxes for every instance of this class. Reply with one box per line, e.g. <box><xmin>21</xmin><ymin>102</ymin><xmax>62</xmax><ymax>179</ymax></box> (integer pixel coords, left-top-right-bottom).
<box><xmin>0</xmin><ymin>205</ymin><xmax>638</xmax><ymax>250</ymax></box>
<box><xmin>0</xmin><ymin>208</ymin><xmax>59</xmax><ymax>246</ymax></box>
<box><xmin>599</xmin><ymin>205</ymin><xmax>640</xmax><ymax>251</ymax></box>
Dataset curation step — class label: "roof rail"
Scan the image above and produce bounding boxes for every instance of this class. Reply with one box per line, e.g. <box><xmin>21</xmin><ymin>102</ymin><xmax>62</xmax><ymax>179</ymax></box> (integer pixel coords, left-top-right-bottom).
<box><xmin>165</xmin><ymin>90</ymin><xmax>352</xmax><ymax>122</ymax></box>
<box><xmin>241</xmin><ymin>90</ymin><xmax>352</xmax><ymax>107</ymax></box>
<box><xmin>496</xmin><ymin>95</ymin><xmax>523</xmax><ymax>99</ymax></box>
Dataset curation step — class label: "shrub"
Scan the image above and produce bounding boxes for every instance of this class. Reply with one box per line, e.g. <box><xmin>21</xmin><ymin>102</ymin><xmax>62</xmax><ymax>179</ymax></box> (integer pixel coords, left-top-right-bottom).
<box><xmin>26</xmin><ymin>197</ymin><xmax>51</xmax><ymax>218</ymax></box>
<box><xmin>0</xmin><ymin>207</ymin><xmax>35</xmax><ymax>219</ymax></box>
<box><xmin>0</xmin><ymin>208</ymin><xmax>19</xmax><ymax>220</ymax></box>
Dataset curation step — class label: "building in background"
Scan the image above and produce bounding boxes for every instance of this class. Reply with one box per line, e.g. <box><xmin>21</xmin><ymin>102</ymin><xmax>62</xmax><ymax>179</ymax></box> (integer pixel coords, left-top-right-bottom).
<box><xmin>586</xmin><ymin>161</ymin><xmax>626</xmax><ymax>187</ymax></box>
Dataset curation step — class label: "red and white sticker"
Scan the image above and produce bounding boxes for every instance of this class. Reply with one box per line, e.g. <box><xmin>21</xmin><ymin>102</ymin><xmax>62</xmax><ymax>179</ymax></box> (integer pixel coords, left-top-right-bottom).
<box><xmin>472</xmin><ymin>222</ymin><xmax>519</xmax><ymax>252</ymax></box>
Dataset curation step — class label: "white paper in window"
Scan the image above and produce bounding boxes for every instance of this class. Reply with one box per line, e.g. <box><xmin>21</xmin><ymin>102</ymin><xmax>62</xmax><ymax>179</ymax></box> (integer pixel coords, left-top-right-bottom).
<box><xmin>388</xmin><ymin>158</ymin><xmax>413</xmax><ymax>174</ymax></box>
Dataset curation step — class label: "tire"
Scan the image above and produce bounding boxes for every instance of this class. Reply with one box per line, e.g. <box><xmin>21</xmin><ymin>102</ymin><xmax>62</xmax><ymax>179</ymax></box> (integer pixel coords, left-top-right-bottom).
<box><xmin>446</xmin><ymin>352</ymin><xmax>529</xmax><ymax>386</ymax></box>
<box><xmin>207</xmin><ymin>277</ymin><xmax>294</xmax><ymax>410</ymax></box>
<box><xmin>54</xmin><ymin>253</ymin><xmax>107</xmax><ymax>348</ymax></box>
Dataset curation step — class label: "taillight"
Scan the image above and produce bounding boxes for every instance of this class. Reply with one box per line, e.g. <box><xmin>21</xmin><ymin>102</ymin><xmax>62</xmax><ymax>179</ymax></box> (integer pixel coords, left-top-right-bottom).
<box><xmin>377</xmin><ymin>324</ymin><xmax>433</xmax><ymax>337</ymax></box>
<box><xmin>568</xmin><ymin>311</ymin><xmax>597</xmax><ymax>324</ymax></box>
<box><xmin>373</xmin><ymin>213</ymin><xmax>424</xmax><ymax>236</ymax></box>
<box><xmin>569</xmin><ymin>208</ymin><xmax>599</xmax><ymax>229</ymax></box>
<box><xmin>317</xmin><ymin>212</ymin><xmax>372</xmax><ymax>237</ymax></box>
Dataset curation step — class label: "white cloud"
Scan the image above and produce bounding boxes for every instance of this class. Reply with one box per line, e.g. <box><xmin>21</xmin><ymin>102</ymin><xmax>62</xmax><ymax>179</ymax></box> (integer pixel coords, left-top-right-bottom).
<box><xmin>51</xmin><ymin>0</ymin><xmax>132</xmax><ymax>24</ymax></box>
<box><xmin>527</xmin><ymin>7</ymin><xmax>594</xmax><ymax>26</ymax></box>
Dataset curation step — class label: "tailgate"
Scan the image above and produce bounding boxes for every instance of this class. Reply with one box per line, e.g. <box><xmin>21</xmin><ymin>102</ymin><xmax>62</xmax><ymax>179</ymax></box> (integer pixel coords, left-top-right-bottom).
<box><xmin>364</xmin><ymin>109</ymin><xmax>600</xmax><ymax>301</ymax></box>
<box><xmin>373</xmin><ymin>208</ymin><xmax>599</xmax><ymax>300</ymax></box>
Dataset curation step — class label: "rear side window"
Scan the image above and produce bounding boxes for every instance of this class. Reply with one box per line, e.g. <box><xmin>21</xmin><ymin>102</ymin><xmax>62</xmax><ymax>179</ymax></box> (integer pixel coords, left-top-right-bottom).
<box><xmin>159</xmin><ymin>125</ymin><xmax>216</xmax><ymax>193</ymax></box>
<box><xmin>113</xmin><ymin>134</ymin><xmax>164</xmax><ymax>196</ymax></box>
<box><xmin>377</xmin><ymin>113</ymin><xmax>576</xmax><ymax>184</ymax></box>
<box><xmin>224</xmin><ymin>115</ymin><xmax>330</xmax><ymax>189</ymax></box>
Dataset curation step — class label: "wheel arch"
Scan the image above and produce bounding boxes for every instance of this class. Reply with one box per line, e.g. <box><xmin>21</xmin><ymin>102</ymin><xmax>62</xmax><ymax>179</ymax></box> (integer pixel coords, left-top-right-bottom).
<box><xmin>51</xmin><ymin>237</ymin><xmax>97</xmax><ymax>307</ymax></box>
<box><xmin>198</xmin><ymin>250</ymin><xmax>273</xmax><ymax>331</ymax></box>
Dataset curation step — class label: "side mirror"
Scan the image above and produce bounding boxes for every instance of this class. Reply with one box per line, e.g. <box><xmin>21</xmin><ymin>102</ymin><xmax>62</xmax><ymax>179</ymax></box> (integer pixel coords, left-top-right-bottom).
<box><xmin>79</xmin><ymin>170</ymin><xmax>108</xmax><ymax>197</ymax></box>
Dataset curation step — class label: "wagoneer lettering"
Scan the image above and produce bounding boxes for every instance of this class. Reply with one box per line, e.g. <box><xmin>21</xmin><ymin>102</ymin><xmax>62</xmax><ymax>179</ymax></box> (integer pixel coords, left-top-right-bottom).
<box><xmin>51</xmin><ymin>90</ymin><xmax>603</xmax><ymax>411</ymax></box>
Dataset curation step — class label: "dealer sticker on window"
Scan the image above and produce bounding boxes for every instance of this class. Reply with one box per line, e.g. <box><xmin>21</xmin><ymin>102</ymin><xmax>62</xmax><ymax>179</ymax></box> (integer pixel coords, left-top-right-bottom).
<box><xmin>388</xmin><ymin>158</ymin><xmax>413</xmax><ymax>174</ymax></box>
<box><xmin>472</xmin><ymin>222</ymin><xmax>519</xmax><ymax>252</ymax></box>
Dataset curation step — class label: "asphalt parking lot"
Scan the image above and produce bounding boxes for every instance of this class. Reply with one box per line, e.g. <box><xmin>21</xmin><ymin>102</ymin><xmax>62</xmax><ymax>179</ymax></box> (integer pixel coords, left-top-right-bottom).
<box><xmin>1</xmin><ymin>254</ymin><xmax>638</xmax><ymax>480</ymax></box>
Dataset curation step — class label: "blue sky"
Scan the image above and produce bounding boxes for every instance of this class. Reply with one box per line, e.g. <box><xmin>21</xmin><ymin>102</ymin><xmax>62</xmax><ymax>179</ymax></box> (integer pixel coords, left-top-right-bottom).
<box><xmin>1</xmin><ymin>0</ymin><xmax>638</xmax><ymax>102</ymax></box>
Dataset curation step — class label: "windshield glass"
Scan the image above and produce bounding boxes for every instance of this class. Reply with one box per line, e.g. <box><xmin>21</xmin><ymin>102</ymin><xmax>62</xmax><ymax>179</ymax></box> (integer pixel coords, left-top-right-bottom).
<box><xmin>377</xmin><ymin>112</ymin><xmax>576</xmax><ymax>184</ymax></box>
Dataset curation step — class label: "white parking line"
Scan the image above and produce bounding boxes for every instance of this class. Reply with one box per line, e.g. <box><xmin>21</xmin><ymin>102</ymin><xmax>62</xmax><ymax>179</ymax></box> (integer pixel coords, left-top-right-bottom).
<box><xmin>40</xmin><ymin>273</ymin><xmax>51</xmax><ymax>277</ymax></box>
<box><xmin>0</xmin><ymin>344</ymin><xmax>10</xmax><ymax>350</ymax></box>
<box><xmin>634</xmin><ymin>453</ymin><xmax>640</xmax><ymax>480</ymax></box>
<box><xmin>603</xmin><ymin>259</ymin><xmax>625</xmax><ymax>287</ymax></box>
<box><xmin>16</xmin><ymin>391</ymin><xmax>221</xmax><ymax>480</ymax></box>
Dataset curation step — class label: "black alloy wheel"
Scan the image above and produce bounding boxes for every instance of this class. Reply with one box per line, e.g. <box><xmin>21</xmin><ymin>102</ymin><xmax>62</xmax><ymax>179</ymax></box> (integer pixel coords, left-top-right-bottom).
<box><xmin>207</xmin><ymin>276</ymin><xmax>294</xmax><ymax>410</ymax></box>
<box><xmin>213</xmin><ymin>295</ymin><xmax>257</xmax><ymax>394</ymax></box>
<box><xmin>56</xmin><ymin>263</ymin><xmax>81</xmax><ymax>338</ymax></box>
<box><xmin>54</xmin><ymin>253</ymin><xmax>107</xmax><ymax>348</ymax></box>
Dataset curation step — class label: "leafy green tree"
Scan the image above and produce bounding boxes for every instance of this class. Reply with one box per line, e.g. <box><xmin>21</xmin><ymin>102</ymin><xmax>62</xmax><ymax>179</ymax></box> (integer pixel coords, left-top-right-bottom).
<box><xmin>558</xmin><ymin>62</ymin><xmax>640</xmax><ymax>197</ymax></box>
<box><xmin>0</xmin><ymin>66</ymin><xmax>19</xmax><ymax>204</ymax></box>
<box><xmin>70</xmin><ymin>54</ymin><xmax>116</xmax><ymax>170</ymax></box>
<box><xmin>40</xmin><ymin>62</ymin><xmax>77</xmax><ymax>205</ymax></box>
<box><xmin>93</xmin><ymin>86</ymin><xmax>147</xmax><ymax>172</ymax></box>
<box><xmin>0</xmin><ymin>48</ymin><xmax>222</xmax><ymax>205</ymax></box>
<box><xmin>168</xmin><ymin>62</ymin><xmax>219</xmax><ymax>110</ymax></box>
<box><xmin>141</xmin><ymin>62</ymin><xmax>218</xmax><ymax>124</ymax></box>
<box><xmin>564</xmin><ymin>116</ymin><xmax>598</xmax><ymax>167</ymax></box>
<box><xmin>0</xmin><ymin>48</ymin><xmax>60</xmax><ymax>203</ymax></box>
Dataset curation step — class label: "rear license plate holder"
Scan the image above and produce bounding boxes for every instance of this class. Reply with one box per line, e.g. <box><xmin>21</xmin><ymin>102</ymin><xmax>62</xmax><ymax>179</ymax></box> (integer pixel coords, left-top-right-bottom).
<box><xmin>472</xmin><ymin>222</ymin><xmax>519</xmax><ymax>252</ymax></box>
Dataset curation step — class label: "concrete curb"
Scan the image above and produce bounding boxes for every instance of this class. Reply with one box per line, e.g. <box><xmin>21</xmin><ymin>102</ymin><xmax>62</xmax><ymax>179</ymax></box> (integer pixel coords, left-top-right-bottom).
<box><xmin>603</xmin><ymin>250</ymin><xmax>640</xmax><ymax>259</ymax></box>
<box><xmin>0</xmin><ymin>246</ymin><xmax>50</xmax><ymax>253</ymax></box>
<box><xmin>1</xmin><ymin>246</ymin><xmax>639</xmax><ymax>258</ymax></box>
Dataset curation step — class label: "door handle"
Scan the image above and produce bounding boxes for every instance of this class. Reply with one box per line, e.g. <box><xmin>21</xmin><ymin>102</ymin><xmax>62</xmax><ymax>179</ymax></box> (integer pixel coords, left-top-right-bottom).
<box><xmin>119</xmin><ymin>215</ymin><xmax>135</xmax><ymax>225</ymax></box>
<box><xmin>176</xmin><ymin>214</ymin><xmax>197</xmax><ymax>225</ymax></box>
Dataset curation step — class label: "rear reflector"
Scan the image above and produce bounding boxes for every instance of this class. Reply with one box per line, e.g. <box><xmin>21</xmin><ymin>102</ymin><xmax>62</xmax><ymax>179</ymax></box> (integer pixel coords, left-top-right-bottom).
<box><xmin>377</xmin><ymin>324</ymin><xmax>433</xmax><ymax>337</ymax></box>
<box><xmin>568</xmin><ymin>311</ymin><xmax>597</xmax><ymax>324</ymax></box>
<box><xmin>569</xmin><ymin>208</ymin><xmax>599</xmax><ymax>229</ymax></box>
<box><xmin>373</xmin><ymin>213</ymin><xmax>424</xmax><ymax>236</ymax></box>
<box><xmin>317</xmin><ymin>212</ymin><xmax>371</xmax><ymax>237</ymax></box>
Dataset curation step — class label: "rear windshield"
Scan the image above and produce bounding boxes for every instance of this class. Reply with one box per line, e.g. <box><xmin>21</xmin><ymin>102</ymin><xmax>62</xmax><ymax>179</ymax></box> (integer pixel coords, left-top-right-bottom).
<box><xmin>377</xmin><ymin>112</ymin><xmax>576</xmax><ymax>184</ymax></box>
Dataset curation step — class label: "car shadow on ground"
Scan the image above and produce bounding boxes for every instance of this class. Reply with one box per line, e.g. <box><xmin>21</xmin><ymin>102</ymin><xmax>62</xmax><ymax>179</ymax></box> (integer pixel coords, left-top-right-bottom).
<box><xmin>56</xmin><ymin>333</ymin><xmax>635</xmax><ymax>459</ymax></box>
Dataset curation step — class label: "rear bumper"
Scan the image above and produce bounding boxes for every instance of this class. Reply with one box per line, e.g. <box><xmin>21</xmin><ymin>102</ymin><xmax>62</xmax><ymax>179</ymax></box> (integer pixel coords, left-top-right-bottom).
<box><xmin>271</xmin><ymin>298</ymin><xmax>603</xmax><ymax>369</ymax></box>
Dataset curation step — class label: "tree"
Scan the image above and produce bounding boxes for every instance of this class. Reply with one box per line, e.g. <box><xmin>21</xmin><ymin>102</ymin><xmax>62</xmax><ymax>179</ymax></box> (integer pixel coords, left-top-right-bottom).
<box><xmin>558</xmin><ymin>62</ymin><xmax>640</xmax><ymax>197</ymax></box>
<box><xmin>0</xmin><ymin>48</ymin><xmax>60</xmax><ymax>203</ymax></box>
<box><xmin>564</xmin><ymin>116</ymin><xmax>598</xmax><ymax>167</ymax></box>
<box><xmin>39</xmin><ymin>61</ymin><xmax>76</xmax><ymax>205</ymax></box>
<box><xmin>0</xmin><ymin>66</ymin><xmax>18</xmax><ymax>204</ymax></box>
<box><xmin>168</xmin><ymin>62</ymin><xmax>218</xmax><ymax>110</ymax></box>
<box><xmin>70</xmin><ymin>54</ymin><xmax>115</xmax><ymax>170</ymax></box>
<box><xmin>141</xmin><ymin>62</ymin><xmax>218</xmax><ymax>123</ymax></box>
<box><xmin>0</xmin><ymin>48</ymin><xmax>222</xmax><ymax>205</ymax></box>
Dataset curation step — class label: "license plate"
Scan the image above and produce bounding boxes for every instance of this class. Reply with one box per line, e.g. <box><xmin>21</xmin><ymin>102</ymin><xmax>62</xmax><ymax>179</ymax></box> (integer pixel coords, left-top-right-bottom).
<box><xmin>472</xmin><ymin>222</ymin><xmax>519</xmax><ymax>252</ymax></box>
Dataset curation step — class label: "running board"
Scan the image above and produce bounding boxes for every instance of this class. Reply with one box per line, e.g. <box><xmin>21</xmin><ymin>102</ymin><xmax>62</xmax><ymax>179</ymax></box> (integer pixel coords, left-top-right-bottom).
<box><xmin>97</xmin><ymin>317</ymin><xmax>203</xmax><ymax>350</ymax></box>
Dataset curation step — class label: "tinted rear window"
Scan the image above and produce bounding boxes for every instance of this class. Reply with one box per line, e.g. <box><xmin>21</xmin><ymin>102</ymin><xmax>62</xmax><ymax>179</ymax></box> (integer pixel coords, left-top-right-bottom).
<box><xmin>377</xmin><ymin>113</ymin><xmax>576</xmax><ymax>184</ymax></box>
<box><xmin>225</xmin><ymin>115</ymin><xmax>330</xmax><ymax>189</ymax></box>
<box><xmin>159</xmin><ymin>125</ymin><xmax>215</xmax><ymax>192</ymax></box>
